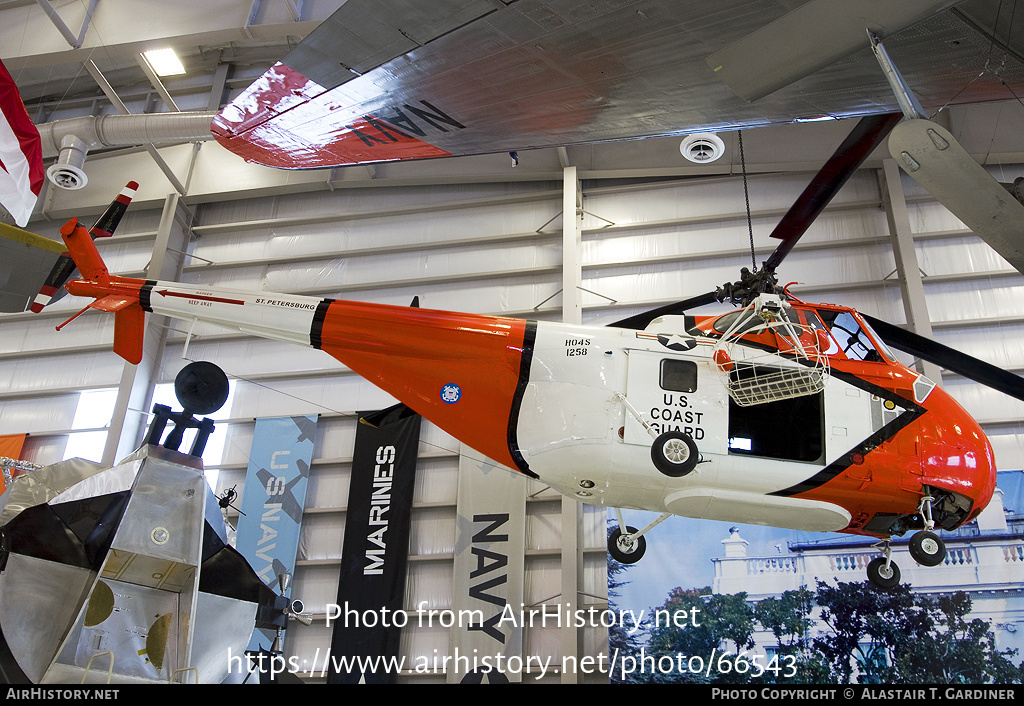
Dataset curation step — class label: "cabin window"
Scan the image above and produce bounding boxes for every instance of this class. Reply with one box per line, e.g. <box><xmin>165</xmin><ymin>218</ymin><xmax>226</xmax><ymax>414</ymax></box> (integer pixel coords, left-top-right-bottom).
<box><xmin>728</xmin><ymin>390</ymin><xmax>824</xmax><ymax>463</ymax></box>
<box><xmin>660</xmin><ymin>359</ymin><xmax>698</xmax><ymax>393</ymax></box>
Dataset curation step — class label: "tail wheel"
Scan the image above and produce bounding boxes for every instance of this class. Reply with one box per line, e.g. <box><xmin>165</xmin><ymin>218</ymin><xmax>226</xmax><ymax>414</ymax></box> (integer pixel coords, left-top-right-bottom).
<box><xmin>909</xmin><ymin>530</ymin><xmax>946</xmax><ymax>567</ymax></box>
<box><xmin>651</xmin><ymin>431</ymin><xmax>698</xmax><ymax>477</ymax></box>
<box><xmin>866</xmin><ymin>557</ymin><xmax>901</xmax><ymax>588</ymax></box>
<box><xmin>608</xmin><ymin>526</ymin><xmax>646</xmax><ymax>564</ymax></box>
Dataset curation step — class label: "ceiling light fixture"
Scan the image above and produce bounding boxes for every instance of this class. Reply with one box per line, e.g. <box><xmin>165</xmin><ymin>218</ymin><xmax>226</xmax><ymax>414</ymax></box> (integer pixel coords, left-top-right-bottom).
<box><xmin>143</xmin><ymin>48</ymin><xmax>185</xmax><ymax>76</ymax></box>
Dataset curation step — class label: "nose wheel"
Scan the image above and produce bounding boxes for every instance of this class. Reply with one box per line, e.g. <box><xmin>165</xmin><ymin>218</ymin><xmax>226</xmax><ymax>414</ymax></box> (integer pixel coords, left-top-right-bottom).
<box><xmin>908</xmin><ymin>530</ymin><xmax>946</xmax><ymax>566</ymax></box>
<box><xmin>867</xmin><ymin>540</ymin><xmax>900</xmax><ymax>589</ymax></box>
<box><xmin>909</xmin><ymin>494</ymin><xmax>947</xmax><ymax>567</ymax></box>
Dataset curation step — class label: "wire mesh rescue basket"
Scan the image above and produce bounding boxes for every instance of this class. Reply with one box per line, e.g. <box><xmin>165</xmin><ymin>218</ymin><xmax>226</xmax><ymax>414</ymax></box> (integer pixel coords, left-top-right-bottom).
<box><xmin>712</xmin><ymin>305</ymin><xmax>830</xmax><ymax>407</ymax></box>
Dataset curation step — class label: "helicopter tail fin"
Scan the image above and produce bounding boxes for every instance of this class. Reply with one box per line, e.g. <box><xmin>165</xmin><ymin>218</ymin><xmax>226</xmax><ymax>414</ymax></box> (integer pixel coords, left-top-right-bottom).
<box><xmin>57</xmin><ymin>216</ymin><xmax>147</xmax><ymax>364</ymax></box>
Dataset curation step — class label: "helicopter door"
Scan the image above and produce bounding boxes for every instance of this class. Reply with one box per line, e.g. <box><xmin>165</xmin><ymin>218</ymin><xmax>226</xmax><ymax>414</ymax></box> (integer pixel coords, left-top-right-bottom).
<box><xmin>623</xmin><ymin>350</ymin><xmax>727</xmax><ymax>456</ymax></box>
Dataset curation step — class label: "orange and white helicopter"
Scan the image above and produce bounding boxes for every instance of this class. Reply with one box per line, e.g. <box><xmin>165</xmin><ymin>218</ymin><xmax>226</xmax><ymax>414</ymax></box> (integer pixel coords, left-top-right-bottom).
<box><xmin>48</xmin><ymin>113</ymin><xmax>1013</xmax><ymax>589</ymax></box>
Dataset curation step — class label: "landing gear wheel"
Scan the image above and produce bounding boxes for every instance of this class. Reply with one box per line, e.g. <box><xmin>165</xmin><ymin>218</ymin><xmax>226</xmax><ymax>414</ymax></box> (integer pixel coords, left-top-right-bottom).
<box><xmin>651</xmin><ymin>431</ymin><xmax>698</xmax><ymax>477</ymax></box>
<box><xmin>866</xmin><ymin>557</ymin><xmax>901</xmax><ymax>588</ymax></box>
<box><xmin>909</xmin><ymin>530</ymin><xmax>946</xmax><ymax>567</ymax></box>
<box><xmin>608</xmin><ymin>526</ymin><xmax>646</xmax><ymax>564</ymax></box>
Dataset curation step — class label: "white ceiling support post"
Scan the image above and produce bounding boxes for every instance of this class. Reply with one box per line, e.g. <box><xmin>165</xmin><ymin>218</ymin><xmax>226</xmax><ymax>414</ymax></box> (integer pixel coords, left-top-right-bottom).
<box><xmin>879</xmin><ymin>158</ymin><xmax>943</xmax><ymax>384</ymax></box>
<box><xmin>562</xmin><ymin>165</ymin><xmax>583</xmax><ymax>326</ymax></box>
<box><xmin>102</xmin><ymin>193</ymin><xmax>194</xmax><ymax>466</ymax></box>
<box><xmin>207</xmin><ymin>62</ymin><xmax>231</xmax><ymax>112</ymax></box>
<box><xmin>561</xmin><ymin>164</ymin><xmax>584</xmax><ymax>682</ymax></box>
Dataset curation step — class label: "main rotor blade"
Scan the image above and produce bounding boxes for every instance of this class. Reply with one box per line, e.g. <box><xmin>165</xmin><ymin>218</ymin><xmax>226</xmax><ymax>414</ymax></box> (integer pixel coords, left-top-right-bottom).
<box><xmin>763</xmin><ymin>112</ymin><xmax>902</xmax><ymax>272</ymax></box>
<box><xmin>609</xmin><ymin>290</ymin><xmax>718</xmax><ymax>330</ymax></box>
<box><xmin>862</xmin><ymin>313</ymin><xmax>1024</xmax><ymax>403</ymax></box>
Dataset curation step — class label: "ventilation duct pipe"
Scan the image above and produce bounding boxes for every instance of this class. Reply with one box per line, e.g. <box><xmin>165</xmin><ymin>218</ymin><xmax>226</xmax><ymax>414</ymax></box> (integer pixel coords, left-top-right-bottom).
<box><xmin>36</xmin><ymin>112</ymin><xmax>217</xmax><ymax>188</ymax></box>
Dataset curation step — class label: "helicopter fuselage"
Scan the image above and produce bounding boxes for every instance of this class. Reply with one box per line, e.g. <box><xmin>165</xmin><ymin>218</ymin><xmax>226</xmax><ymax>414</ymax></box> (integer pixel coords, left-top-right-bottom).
<box><xmin>505</xmin><ymin>310</ymin><xmax>996</xmax><ymax>539</ymax></box>
<box><xmin>61</xmin><ymin>213</ymin><xmax>996</xmax><ymax>543</ymax></box>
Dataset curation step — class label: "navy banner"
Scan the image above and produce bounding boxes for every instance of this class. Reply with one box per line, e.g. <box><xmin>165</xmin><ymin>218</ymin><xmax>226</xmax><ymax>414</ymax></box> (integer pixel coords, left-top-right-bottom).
<box><xmin>447</xmin><ymin>445</ymin><xmax>527</xmax><ymax>683</ymax></box>
<box><xmin>235</xmin><ymin>414</ymin><xmax>317</xmax><ymax>651</ymax></box>
<box><xmin>327</xmin><ymin>404</ymin><xmax>421</xmax><ymax>684</ymax></box>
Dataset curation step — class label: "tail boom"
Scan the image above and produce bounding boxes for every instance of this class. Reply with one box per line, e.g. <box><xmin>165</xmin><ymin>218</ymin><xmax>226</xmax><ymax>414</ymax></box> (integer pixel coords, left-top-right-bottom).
<box><xmin>60</xmin><ymin>216</ymin><xmax>533</xmax><ymax>470</ymax></box>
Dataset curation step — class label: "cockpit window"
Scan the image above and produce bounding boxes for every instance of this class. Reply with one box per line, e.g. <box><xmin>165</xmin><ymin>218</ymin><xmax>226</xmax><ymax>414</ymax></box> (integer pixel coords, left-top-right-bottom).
<box><xmin>859</xmin><ymin>316</ymin><xmax>897</xmax><ymax>361</ymax></box>
<box><xmin>817</xmin><ymin>310</ymin><xmax>888</xmax><ymax>363</ymax></box>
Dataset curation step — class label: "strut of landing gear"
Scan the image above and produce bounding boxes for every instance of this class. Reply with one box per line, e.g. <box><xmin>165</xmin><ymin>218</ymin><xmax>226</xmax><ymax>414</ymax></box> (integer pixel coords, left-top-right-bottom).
<box><xmin>613</xmin><ymin>393</ymin><xmax>701</xmax><ymax>477</ymax></box>
<box><xmin>608</xmin><ymin>510</ymin><xmax>672</xmax><ymax>564</ymax></box>
<box><xmin>908</xmin><ymin>493</ymin><xmax>947</xmax><ymax>567</ymax></box>
<box><xmin>867</xmin><ymin>539</ymin><xmax>900</xmax><ymax>589</ymax></box>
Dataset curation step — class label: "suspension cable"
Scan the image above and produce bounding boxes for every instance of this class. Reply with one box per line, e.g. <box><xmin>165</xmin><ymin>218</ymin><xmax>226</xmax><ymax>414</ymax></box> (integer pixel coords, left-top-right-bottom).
<box><xmin>738</xmin><ymin>130</ymin><xmax>756</xmax><ymax>271</ymax></box>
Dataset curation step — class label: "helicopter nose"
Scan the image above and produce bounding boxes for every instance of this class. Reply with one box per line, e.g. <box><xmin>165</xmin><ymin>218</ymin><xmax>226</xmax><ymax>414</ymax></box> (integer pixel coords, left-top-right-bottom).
<box><xmin>921</xmin><ymin>390</ymin><xmax>997</xmax><ymax>522</ymax></box>
<box><xmin>960</xmin><ymin>419</ymin><xmax>997</xmax><ymax>521</ymax></box>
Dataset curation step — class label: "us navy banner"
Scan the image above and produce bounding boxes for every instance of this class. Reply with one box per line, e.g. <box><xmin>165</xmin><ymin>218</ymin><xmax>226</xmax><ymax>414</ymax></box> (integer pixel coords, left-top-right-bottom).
<box><xmin>447</xmin><ymin>445</ymin><xmax>527</xmax><ymax>683</ymax></box>
<box><xmin>328</xmin><ymin>404</ymin><xmax>421</xmax><ymax>684</ymax></box>
<box><xmin>235</xmin><ymin>414</ymin><xmax>317</xmax><ymax>651</ymax></box>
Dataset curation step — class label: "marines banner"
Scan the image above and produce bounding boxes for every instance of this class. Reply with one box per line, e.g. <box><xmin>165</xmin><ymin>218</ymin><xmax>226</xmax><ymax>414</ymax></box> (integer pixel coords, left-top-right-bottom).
<box><xmin>235</xmin><ymin>414</ymin><xmax>317</xmax><ymax>650</ymax></box>
<box><xmin>327</xmin><ymin>404</ymin><xmax>421</xmax><ymax>684</ymax></box>
<box><xmin>447</xmin><ymin>445</ymin><xmax>527</xmax><ymax>683</ymax></box>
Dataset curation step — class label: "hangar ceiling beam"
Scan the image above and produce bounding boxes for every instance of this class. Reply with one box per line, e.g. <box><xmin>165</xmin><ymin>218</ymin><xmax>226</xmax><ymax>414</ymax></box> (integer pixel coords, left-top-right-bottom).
<box><xmin>34</xmin><ymin>0</ymin><xmax>99</xmax><ymax>49</ymax></box>
<box><xmin>136</xmin><ymin>53</ymin><xmax>182</xmax><ymax>113</ymax></box>
<box><xmin>0</xmin><ymin>0</ymin><xmax>338</xmax><ymax>69</ymax></box>
<box><xmin>207</xmin><ymin>62</ymin><xmax>231</xmax><ymax>112</ymax></box>
<box><xmin>83</xmin><ymin>61</ymin><xmax>190</xmax><ymax>196</ymax></box>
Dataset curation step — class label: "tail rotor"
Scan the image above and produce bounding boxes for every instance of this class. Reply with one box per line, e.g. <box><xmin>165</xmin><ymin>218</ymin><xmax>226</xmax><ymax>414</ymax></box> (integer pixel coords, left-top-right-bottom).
<box><xmin>29</xmin><ymin>181</ymin><xmax>138</xmax><ymax>313</ymax></box>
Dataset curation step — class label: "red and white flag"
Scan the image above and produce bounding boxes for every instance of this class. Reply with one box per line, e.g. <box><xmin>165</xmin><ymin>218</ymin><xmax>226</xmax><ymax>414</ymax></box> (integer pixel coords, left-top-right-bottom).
<box><xmin>0</xmin><ymin>59</ymin><xmax>43</xmax><ymax>227</ymax></box>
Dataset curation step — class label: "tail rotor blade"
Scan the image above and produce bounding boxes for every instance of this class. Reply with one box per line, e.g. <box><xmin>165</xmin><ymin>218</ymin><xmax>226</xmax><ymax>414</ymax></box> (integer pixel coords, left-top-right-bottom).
<box><xmin>89</xmin><ymin>181</ymin><xmax>138</xmax><ymax>238</ymax></box>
